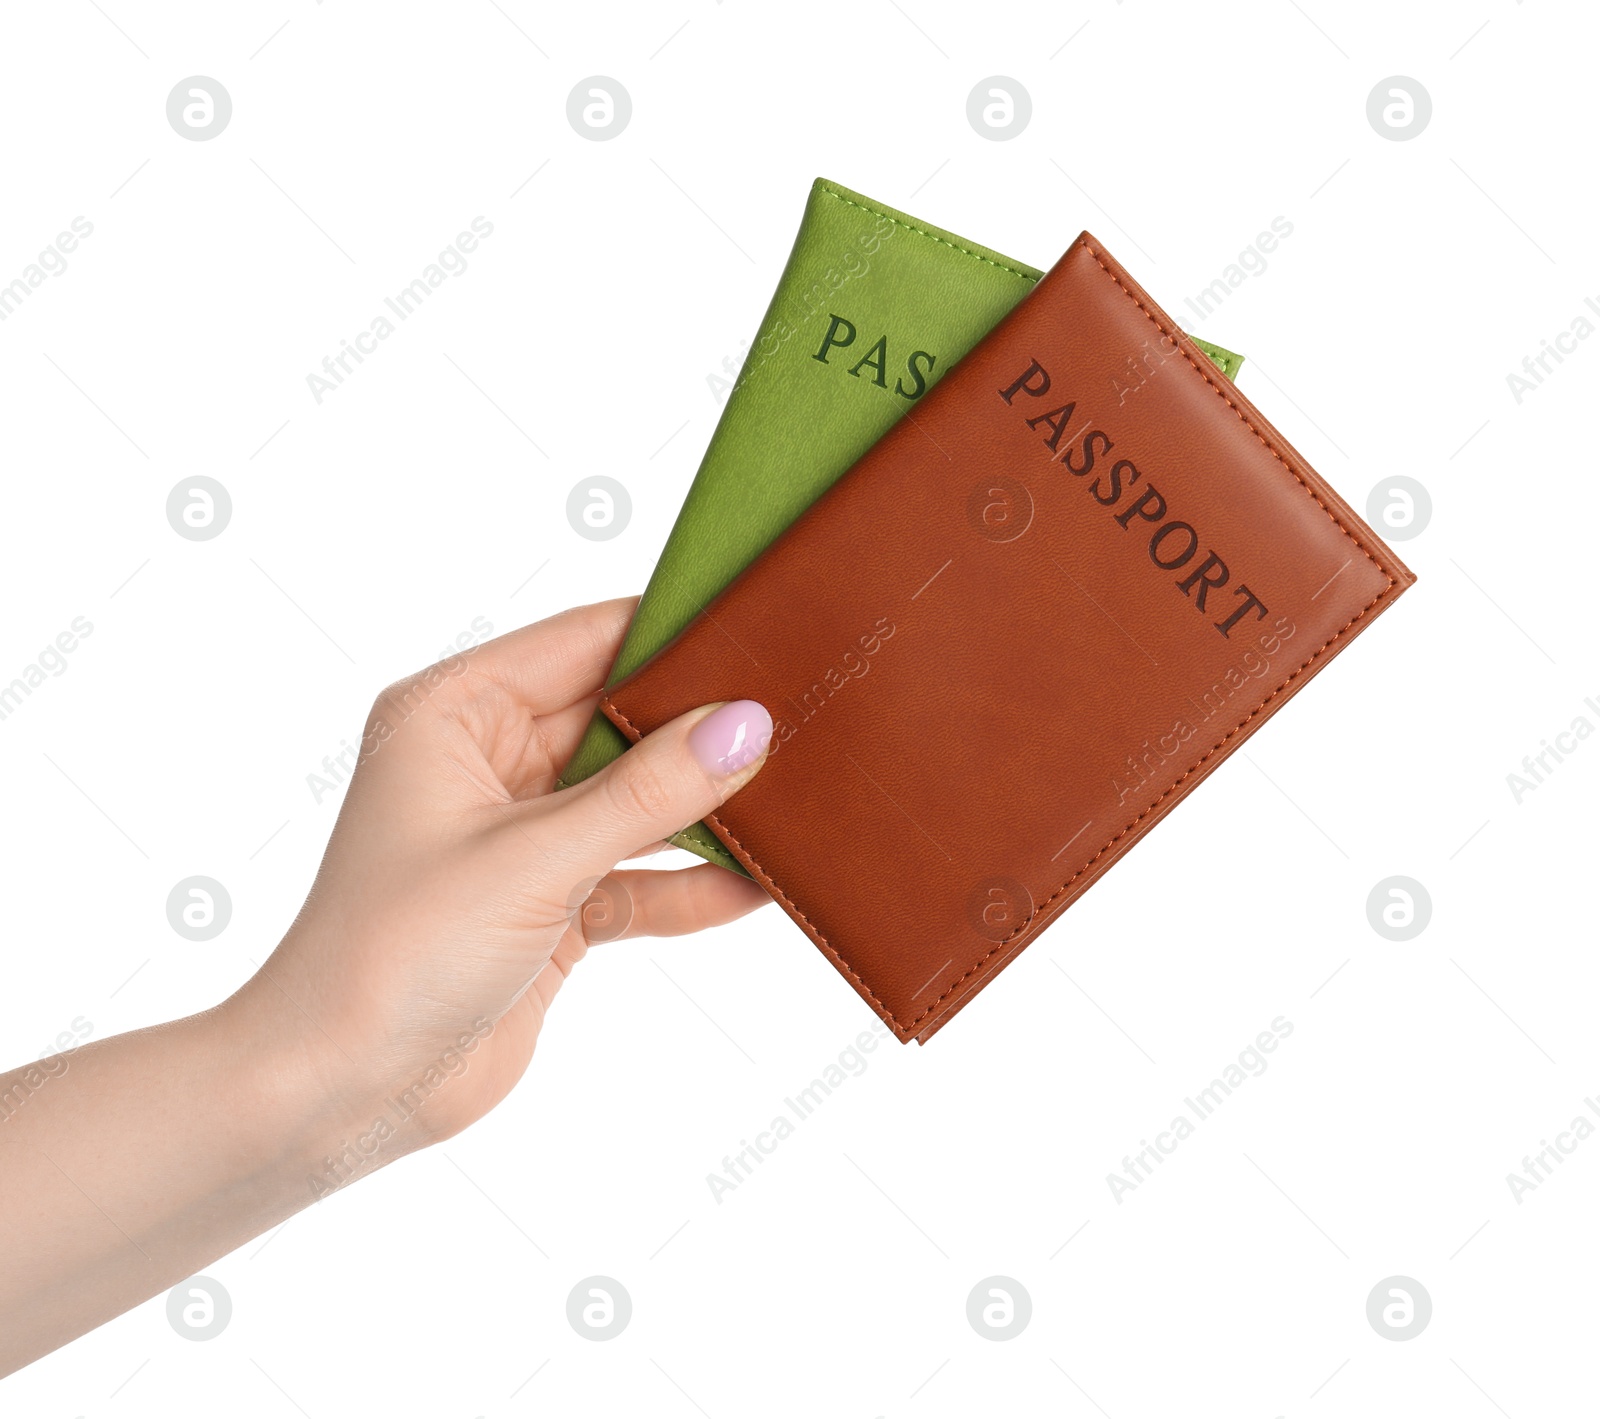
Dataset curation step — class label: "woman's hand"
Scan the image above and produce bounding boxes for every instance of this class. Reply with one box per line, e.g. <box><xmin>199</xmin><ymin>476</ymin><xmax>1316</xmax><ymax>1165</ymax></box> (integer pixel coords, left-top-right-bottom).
<box><xmin>246</xmin><ymin>595</ymin><xmax>774</xmax><ymax>1159</ymax></box>
<box><xmin>0</xmin><ymin>597</ymin><xmax>773</xmax><ymax>1375</ymax></box>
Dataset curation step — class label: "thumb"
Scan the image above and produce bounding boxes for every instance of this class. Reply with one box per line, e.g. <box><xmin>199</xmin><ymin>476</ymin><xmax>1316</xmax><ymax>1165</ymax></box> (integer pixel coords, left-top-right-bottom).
<box><xmin>545</xmin><ymin>700</ymin><xmax>773</xmax><ymax>877</ymax></box>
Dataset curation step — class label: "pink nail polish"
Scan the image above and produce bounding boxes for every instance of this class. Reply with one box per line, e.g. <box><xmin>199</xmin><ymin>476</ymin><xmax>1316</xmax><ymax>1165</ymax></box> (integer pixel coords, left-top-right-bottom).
<box><xmin>689</xmin><ymin>700</ymin><xmax>772</xmax><ymax>776</ymax></box>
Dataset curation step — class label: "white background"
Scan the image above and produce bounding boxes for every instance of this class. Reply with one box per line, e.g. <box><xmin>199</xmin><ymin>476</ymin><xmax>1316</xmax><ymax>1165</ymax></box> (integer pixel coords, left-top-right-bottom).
<box><xmin>1</xmin><ymin>1</ymin><xmax>1595</xmax><ymax>1414</ymax></box>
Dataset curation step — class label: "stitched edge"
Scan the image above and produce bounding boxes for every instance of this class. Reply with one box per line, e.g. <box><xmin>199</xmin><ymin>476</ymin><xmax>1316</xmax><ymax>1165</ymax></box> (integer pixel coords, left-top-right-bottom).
<box><xmin>669</xmin><ymin>822</ymin><xmax>741</xmax><ymax>869</ymax></box>
<box><xmin>819</xmin><ymin>185</ymin><xmax>1240</xmax><ymax>380</ymax></box>
<box><xmin>608</xmin><ymin>235</ymin><xmax>1403</xmax><ymax>1040</ymax></box>
<box><xmin>815</xmin><ymin>183</ymin><xmax>1038</xmax><ymax>284</ymax></box>
<box><xmin>1078</xmin><ymin>238</ymin><xmax>1386</xmax><ymax>574</ymax></box>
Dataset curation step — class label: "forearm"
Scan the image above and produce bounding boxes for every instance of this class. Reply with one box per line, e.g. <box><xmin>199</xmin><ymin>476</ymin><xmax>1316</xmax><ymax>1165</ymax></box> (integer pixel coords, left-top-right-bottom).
<box><xmin>0</xmin><ymin>984</ymin><xmax>385</xmax><ymax>1376</ymax></box>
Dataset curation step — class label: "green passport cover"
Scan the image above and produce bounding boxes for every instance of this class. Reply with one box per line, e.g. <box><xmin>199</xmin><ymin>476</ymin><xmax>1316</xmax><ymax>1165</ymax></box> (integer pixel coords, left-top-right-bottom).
<box><xmin>560</xmin><ymin>178</ymin><xmax>1245</xmax><ymax>873</ymax></box>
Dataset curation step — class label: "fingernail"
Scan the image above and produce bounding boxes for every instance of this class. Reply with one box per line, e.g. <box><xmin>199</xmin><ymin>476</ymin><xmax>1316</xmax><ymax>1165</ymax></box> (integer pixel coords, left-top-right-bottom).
<box><xmin>689</xmin><ymin>700</ymin><xmax>772</xmax><ymax>777</ymax></box>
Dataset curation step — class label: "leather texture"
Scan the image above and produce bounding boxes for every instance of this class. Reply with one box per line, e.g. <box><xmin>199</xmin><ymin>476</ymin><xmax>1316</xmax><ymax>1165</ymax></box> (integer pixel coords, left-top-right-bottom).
<box><xmin>602</xmin><ymin>234</ymin><xmax>1416</xmax><ymax>1044</ymax></box>
<box><xmin>558</xmin><ymin>179</ymin><xmax>1244</xmax><ymax>873</ymax></box>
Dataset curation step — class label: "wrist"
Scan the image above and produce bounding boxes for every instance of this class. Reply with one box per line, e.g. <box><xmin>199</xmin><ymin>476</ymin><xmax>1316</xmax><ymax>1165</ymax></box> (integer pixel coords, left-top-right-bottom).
<box><xmin>214</xmin><ymin>974</ymin><xmax>405</xmax><ymax>1202</ymax></box>
<box><xmin>219</xmin><ymin>959</ymin><xmax>478</xmax><ymax>1202</ymax></box>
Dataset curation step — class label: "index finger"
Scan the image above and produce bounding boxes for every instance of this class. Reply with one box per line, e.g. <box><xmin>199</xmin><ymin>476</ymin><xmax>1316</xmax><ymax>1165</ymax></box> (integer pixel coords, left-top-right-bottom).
<box><xmin>456</xmin><ymin>596</ymin><xmax>637</xmax><ymax>715</ymax></box>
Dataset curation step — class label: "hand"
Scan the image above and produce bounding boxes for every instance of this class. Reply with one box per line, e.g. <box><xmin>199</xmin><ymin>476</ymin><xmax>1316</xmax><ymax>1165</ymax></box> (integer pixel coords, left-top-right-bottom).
<box><xmin>242</xmin><ymin>596</ymin><xmax>774</xmax><ymax>1162</ymax></box>
<box><xmin>0</xmin><ymin>596</ymin><xmax>774</xmax><ymax>1376</ymax></box>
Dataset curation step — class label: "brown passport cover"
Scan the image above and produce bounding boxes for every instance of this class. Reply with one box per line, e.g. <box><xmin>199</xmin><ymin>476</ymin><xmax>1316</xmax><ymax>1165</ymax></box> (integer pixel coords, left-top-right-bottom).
<box><xmin>602</xmin><ymin>234</ymin><xmax>1416</xmax><ymax>1044</ymax></box>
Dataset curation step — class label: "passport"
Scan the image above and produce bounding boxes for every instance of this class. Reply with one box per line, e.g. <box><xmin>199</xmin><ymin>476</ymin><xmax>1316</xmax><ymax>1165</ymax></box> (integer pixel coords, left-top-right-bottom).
<box><xmin>601</xmin><ymin>234</ymin><xmax>1415</xmax><ymax>1042</ymax></box>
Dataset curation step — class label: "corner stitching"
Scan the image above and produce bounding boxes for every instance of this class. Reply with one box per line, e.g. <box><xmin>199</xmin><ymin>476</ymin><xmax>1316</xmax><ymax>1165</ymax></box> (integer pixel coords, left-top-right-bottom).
<box><xmin>815</xmin><ymin>184</ymin><xmax>1038</xmax><ymax>285</ymax></box>
<box><xmin>1077</xmin><ymin>235</ymin><xmax>1386</xmax><ymax>577</ymax></box>
<box><xmin>902</xmin><ymin>590</ymin><xmax>1392</xmax><ymax>1029</ymax></box>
